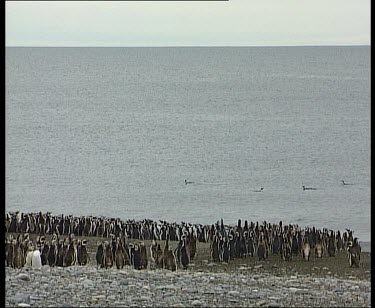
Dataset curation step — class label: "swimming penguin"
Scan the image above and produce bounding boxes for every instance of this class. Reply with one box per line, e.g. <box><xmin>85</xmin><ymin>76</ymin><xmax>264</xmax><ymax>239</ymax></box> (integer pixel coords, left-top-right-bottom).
<box><xmin>253</xmin><ymin>187</ymin><xmax>264</xmax><ymax>192</ymax></box>
<box><xmin>302</xmin><ymin>185</ymin><xmax>317</xmax><ymax>190</ymax></box>
<box><xmin>185</xmin><ymin>179</ymin><xmax>194</xmax><ymax>185</ymax></box>
<box><xmin>341</xmin><ymin>180</ymin><xmax>353</xmax><ymax>185</ymax></box>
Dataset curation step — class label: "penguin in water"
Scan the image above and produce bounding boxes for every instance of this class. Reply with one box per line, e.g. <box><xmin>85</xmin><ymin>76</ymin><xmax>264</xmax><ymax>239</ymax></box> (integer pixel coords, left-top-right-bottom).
<box><xmin>302</xmin><ymin>185</ymin><xmax>317</xmax><ymax>191</ymax></box>
<box><xmin>185</xmin><ymin>179</ymin><xmax>194</xmax><ymax>185</ymax></box>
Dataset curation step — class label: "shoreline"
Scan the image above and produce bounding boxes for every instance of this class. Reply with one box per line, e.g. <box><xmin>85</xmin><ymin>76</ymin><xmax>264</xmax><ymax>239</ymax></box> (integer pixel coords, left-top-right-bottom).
<box><xmin>6</xmin><ymin>232</ymin><xmax>371</xmax><ymax>307</ymax></box>
<box><xmin>6</xmin><ymin>263</ymin><xmax>371</xmax><ymax>307</ymax></box>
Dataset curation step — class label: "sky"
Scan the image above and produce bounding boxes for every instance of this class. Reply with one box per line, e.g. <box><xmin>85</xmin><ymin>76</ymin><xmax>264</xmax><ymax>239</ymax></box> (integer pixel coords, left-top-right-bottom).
<box><xmin>5</xmin><ymin>0</ymin><xmax>371</xmax><ymax>47</ymax></box>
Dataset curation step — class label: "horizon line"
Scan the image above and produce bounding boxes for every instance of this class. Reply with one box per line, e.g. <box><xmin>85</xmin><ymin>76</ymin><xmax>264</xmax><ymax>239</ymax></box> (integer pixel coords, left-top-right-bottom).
<box><xmin>5</xmin><ymin>44</ymin><xmax>370</xmax><ymax>48</ymax></box>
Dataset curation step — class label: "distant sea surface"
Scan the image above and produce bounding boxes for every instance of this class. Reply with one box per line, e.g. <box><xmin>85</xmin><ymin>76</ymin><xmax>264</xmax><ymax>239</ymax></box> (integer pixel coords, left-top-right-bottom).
<box><xmin>6</xmin><ymin>46</ymin><xmax>371</xmax><ymax>243</ymax></box>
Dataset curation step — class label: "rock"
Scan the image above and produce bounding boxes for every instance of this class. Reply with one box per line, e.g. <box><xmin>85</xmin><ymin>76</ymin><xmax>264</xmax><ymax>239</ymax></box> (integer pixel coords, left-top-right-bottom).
<box><xmin>228</xmin><ymin>290</ymin><xmax>240</xmax><ymax>296</ymax></box>
<box><xmin>192</xmin><ymin>300</ymin><xmax>203</xmax><ymax>306</ymax></box>
<box><xmin>254</xmin><ymin>265</ymin><xmax>264</xmax><ymax>269</ymax></box>
<box><xmin>256</xmin><ymin>300</ymin><xmax>267</xmax><ymax>306</ymax></box>
<box><xmin>10</xmin><ymin>293</ymin><xmax>30</xmax><ymax>304</ymax></box>
<box><xmin>268</xmin><ymin>302</ymin><xmax>281</xmax><ymax>307</ymax></box>
<box><xmin>17</xmin><ymin>304</ymin><xmax>31</xmax><ymax>307</ymax></box>
<box><xmin>15</xmin><ymin>274</ymin><xmax>31</xmax><ymax>281</ymax></box>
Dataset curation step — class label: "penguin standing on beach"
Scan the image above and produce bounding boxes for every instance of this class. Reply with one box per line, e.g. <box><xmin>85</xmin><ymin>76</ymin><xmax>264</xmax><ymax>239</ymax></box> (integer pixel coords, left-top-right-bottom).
<box><xmin>302</xmin><ymin>237</ymin><xmax>311</xmax><ymax>261</ymax></box>
<box><xmin>139</xmin><ymin>241</ymin><xmax>148</xmax><ymax>269</ymax></box>
<box><xmin>77</xmin><ymin>239</ymin><xmax>89</xmax><ymax>265</ymax></box>
<box><xmin>257</xmin><ymin>233</ymin><xmax>266</xmax><ymax>261</ymax></box>
<box><xmin>222</xmin><ymin>237</ymin><xmax>230</xmax><ymax>263</ymax></box>
<box><xmin>180</xmin><ymin>238</ymin><xmax>190</xmax><ymax>270</ymax></box>
<box><xmin>132</xmin><ymin>244</ymin><xmax>141</xmax><ymax>270</ymax></box>
<box><xmin>96</xmin><ymin>242</ymin><xmax>104</xmax><ymax>268</ymax></box>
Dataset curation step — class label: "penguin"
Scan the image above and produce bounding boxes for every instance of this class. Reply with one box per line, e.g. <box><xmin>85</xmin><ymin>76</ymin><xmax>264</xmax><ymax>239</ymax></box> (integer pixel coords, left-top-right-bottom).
<box><xmin>63</xmin><ymin>240</ymin><xmax>76</xmax><ymax>267</ymax></box>
<box><xmin>13</xmin><ymin>240</ymin><xmax>24</xmax><ymax>269</ymax></box>
<box><xmin>315</xmin><ymin>239</ymin><xmax>323</xmax><ymax>258</ymax></box>
<box><xmin>174</xmin><ymin>239</ymin><xmax>183</xmax><ymax>265</ymax></box>
<box><xmin>347</xmin><ymin>241</ymin><xmax>361</xmax><ymax>267</ymax></box>
<box><xmin>291</xmin><ymin>233</ymin><xmax>299</xmax><ymax>256</ymax></box>
<box><xmin>187</xmin><ymin>235</ymin><xmax>197</xmax><ymax>260</ymax></box>
<box><xmin>139</xmin><ymin>241</ymin><xmax>148</xmax><ymax>269</ymax></box>
<box><xmin>327</xmin><ymin>231</ymin><xmax>336</xmax><ymax>257</ymax></box>
<box><xmin>272</xmin><ymin>233</ymin><xmax>281</xmax><ymax>254</ymax></box>
<box><xmin>133</xmin><ymin>244</ymin><xmax>141</xmax><ymax>270</ymax></box>
<box><xmin>77</xmin><ymin>239</ymin><xmax>89</xmax><ymax>266</ymax></box>
<box><xmin>115</xmin><ymin>240</ymin><xmax>125</xmax><ymax>269</ymax></box>
<box><xmin>228</xmin><ymin>234</ymin><xmax>236</xmax><ymax>260</ymax></box>
<box><xmin>104</xmin><ymin>241</ymin><xmax>113</xmax><ymax>269</ymax></box>
<box><xmin>282</xmin><ymin>236</ymin><xmax>292</xmax><ymax>261</ymax></box>
<box><xmin>150</xmin><ymin>240</ymin><xmax>158</xmax><ymax>264</ymax></box>
<box><xmin>25</xmin><ymin>242</ymin><xmax>34</xmax><ymax>267</ymax></box>
<box><xmin>40</xmin><ymin>242</ymin><xmax>49</xmax><ymax>266</ymax></box>
<box><xmin>221</xmin><ymin>237</ymin><xmax>230</xmax><ymax>263</ymax></box>
<box><xmin>155</xmin><ymin>244</ymin><xmax>164</xmax><ymax>269</ymax></box>
<box><xmin>336</xmin><ymin>231</ymin><xmax>343</xmax><ymax>251</ymax></box>
<box><xmin>6</xmin><ymin>237</ymin><xmax>14</xmax><ymax>268</ymax></box>
<box><xmin>247</xmin><ymin>233</ymin><xmax>255</xmax><ymax>257</ymax></box>
<box><xmin>165</xmin><ymin>248</ymin><xmax>177</xmax><ymax>271</ymax></box>
<box><xmin>31</xmin><ymin>249</ymin><xmax>42</xmax><ymax>269</ymax></box>
<box><xmin>48</xmin><ymin>239</ymin><xmax>57</xmax><ymax>267</ymax></box>
<box><xmin>210</xmin><ymin>235</ymin><xmax>220</xmax><ymax>263</ymax></box>
<box><xmin>302</xmin><ymin>237</ymin><xmax>311</xmax><ymax>261</ymax></box>
<box><xmin>95</xmin><ymin>242</ymin><xmax>104</xmax><ymax>268</ymax></box>
<box><xmin>180</xmin><ymin>238</ymin><xmax>189</xmax><ymax>270</ymax></box>
<box><xmin>257</xmin><ymin>234</ymin><xmax>266</xmax><ymax>261</ymax></box>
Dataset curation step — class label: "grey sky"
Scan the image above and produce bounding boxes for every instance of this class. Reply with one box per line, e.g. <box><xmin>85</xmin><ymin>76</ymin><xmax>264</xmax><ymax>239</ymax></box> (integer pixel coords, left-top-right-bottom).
<box><xmin>6</xmin><ymin>0</ymin><xmax>371</xmax><ymax>47</ymax></box>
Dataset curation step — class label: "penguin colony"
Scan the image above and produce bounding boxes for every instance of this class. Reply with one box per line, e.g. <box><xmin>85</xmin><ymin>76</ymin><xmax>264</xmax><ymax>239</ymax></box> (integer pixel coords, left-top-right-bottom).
<box><xmin>5</xmin><ymin>211</ymin><xmax>362</xmax><ymax>270</ymax></box>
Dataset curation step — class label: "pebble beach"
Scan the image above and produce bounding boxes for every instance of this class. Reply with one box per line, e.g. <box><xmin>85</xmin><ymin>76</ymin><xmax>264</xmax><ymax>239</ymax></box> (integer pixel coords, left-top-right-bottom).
<box><xmin>6</xmin><ymin>237</ymin><xmax>371</xmax><ymax>308</ymax></box>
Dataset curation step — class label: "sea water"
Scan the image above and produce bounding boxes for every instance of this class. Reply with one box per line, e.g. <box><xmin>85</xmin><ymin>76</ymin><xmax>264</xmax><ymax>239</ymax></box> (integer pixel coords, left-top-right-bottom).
<box><xmin>6</xmin><ymin>46</ymin><xmax>370</xmax><ymax>243</ymax></box>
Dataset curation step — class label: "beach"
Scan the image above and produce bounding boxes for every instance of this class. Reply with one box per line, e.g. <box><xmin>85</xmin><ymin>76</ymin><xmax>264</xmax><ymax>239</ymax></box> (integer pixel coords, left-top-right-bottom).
<box><xmin>6</xmin><ymin>235</ymin><xmax>371</xmax><ymax>307</ymax></box>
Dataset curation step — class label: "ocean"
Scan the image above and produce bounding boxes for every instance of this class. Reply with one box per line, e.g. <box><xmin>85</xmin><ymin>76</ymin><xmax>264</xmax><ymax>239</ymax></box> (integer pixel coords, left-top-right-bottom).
<box><xmin>6</xmin><ymin>46</ymin><xmax>371</xmax><ymax>243</ymax></box>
